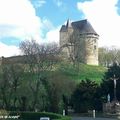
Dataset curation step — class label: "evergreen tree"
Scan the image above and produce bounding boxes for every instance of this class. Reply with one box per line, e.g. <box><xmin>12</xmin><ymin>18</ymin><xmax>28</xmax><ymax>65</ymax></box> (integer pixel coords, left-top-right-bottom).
<box><xmin>100</xmin><ymin>62</ymin><xmax>120</xmax><ymax>102</ymax></box>
<box><xmin>71</xmin><ymin>79</ymin><xmax>98</xmax><ymax>113</ymax></box>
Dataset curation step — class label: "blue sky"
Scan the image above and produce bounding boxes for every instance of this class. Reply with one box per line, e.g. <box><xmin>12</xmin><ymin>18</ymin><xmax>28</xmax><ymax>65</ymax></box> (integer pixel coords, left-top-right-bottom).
<box><xmin>0</xmin><ymin>0</ymin><xmax>120</xmax><ymax>57</ymax></box>
<box><xmin>33</xmin><ymin>0</ymin><xmax>85</xmax><ymax>25</ymax></box>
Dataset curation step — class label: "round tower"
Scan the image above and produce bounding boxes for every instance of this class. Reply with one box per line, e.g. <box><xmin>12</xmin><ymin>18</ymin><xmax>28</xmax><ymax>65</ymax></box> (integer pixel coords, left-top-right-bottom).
<box><xmin>74</xmin><ymin>20</ymin><xmax>99</xmax><ymax>65</ymax></box>
<box><xmin>84</xmin><ymin>33</ymin><xmax>99</xmax><ymax>65</ymax></box>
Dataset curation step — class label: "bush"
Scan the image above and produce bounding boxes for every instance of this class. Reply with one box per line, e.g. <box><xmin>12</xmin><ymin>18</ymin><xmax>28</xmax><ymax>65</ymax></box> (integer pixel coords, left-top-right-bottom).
<box><xmin>9</xmin><ymin>111</ymin><xmax>71</xmax><ymax>120</ymax></box>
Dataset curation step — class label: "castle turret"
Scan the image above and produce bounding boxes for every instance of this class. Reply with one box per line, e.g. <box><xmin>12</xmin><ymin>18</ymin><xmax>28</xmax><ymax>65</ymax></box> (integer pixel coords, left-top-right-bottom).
<box><xmin>66</xmin><ymin>19</ymin><xmax>72</xmax><ymax>28</ymax></box>
<box><xmin>59</xmin><ymin>19</ymin><xmax>73</xmax><ymax>58</ymax></box>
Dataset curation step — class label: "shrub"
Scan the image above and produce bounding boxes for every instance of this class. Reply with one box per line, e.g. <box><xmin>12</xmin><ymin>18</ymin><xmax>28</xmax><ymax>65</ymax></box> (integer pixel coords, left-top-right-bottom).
<box><xmin>9</xmin><ymin>111</ymin><xmax>71</xmax><ymax>120</ymax></box>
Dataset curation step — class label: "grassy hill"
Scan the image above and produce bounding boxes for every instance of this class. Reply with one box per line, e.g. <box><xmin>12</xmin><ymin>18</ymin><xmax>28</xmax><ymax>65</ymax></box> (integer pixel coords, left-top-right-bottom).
<box><xmin>0</xmin><ymin>62</ymin><xmax>107</xmax><ymax>84</ymax></box>
<box><xmin>58</xmin><ymin>63</ymin><xmax>107</xmax><ymax>83</ymax></box>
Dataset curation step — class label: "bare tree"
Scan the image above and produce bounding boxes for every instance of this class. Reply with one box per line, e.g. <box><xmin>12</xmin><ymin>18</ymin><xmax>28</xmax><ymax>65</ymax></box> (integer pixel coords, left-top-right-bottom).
<box><xmin>99</xmin><ymin>47</ymin><xmax>120</xmax><ymax>66</ymax></box>
<box><xmin>19</xmin><ymin>40</ymin><xmax>60</xmax><ymax>111</ymax></box>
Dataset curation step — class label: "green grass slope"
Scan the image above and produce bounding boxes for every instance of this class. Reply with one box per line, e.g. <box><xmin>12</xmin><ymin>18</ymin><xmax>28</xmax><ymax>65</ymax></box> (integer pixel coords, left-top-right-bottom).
<box><xmin>0</xmin><ymin>63</ymin><xmax>107</xmax><ymax>84</ymax></box>
<box><xmin>78</xmin><ymin>64</ymin><xmax>107</xmax><ymax>83</ymax></box>
<box><xmin>58</xmin><ymin>63</ymin><xmax>107</xmax><ymax>83</ymax></box>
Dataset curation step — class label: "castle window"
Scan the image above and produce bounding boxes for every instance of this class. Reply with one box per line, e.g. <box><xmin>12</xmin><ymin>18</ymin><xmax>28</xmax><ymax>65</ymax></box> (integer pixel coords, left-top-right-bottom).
<box><xmin>94</xmin><ymin>40</ymin><xmax>96</xmax><ymax>43</ymax></box>
<box><xmin>94</xmin><ymin>45</ymin><xmax>96</xmax><ymax>50</ymax></box>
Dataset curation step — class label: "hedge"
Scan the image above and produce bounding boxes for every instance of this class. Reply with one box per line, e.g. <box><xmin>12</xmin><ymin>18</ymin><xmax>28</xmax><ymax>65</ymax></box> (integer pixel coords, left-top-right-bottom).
<box><xmin>8</xmin><ymin>111</ymin><xmax>71</xmax><ymax>120</ymax></box>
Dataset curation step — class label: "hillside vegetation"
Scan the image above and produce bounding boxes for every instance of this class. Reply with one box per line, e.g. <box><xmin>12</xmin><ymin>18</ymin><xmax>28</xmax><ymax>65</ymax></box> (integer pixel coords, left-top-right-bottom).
<box><xmin>0</xmin><ymin>62</ymin><xmax>107</xmax><ymax>84</ymax></box>
<box><xmin>58</xmin><ymin>63</ymin><xmax>107</xmax><ymax>83</ymax></box>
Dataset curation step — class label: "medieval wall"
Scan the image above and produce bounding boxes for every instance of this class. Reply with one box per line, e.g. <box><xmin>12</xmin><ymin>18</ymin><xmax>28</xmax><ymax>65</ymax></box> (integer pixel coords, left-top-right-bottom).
<box><xmin>0</xmin><ymin>56</ymin><xmax>26</xmax><ymax>65</ymax></box>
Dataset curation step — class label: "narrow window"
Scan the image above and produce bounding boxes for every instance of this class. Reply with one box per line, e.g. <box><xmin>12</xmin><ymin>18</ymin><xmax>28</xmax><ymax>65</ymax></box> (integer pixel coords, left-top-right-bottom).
<box><xmin>94</xmin><ymin>45</ymin><xmax>96</xmax><ymax>50</ymax></box>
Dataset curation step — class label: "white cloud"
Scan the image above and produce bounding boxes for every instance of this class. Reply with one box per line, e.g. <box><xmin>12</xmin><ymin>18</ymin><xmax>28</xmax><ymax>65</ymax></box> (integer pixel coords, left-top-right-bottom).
<box><xmin>45</xmin><ymin>27</ymin><xmax>60</xmax><ymax>44</ymax></box>
<box><xmin>32</xmin><ymin>0</ymin><xmax>46</xmax><ymax>8</ymax></box>
<box><xmin>0</xmin><ymin>0</ymin><xmax>43</xmax><ymax>57</ymax></box>
<box><xmin>0</xmin><ymin>0</ymin><xmax>42</xmax><ymax>40</ymax></box>
<box><xmin>0</xmin><ymin>0</ymin><xmax>60</xmax><ymax>57</ymax></box>
<box><xmin>42</xmin><ymin>18</ymin><xmax>55</xmax><ymax>31</ymax></box>
<box><xmin>0</xmin><ymin>25</ymin><xmax>60</xmax><ymax>57</ymax></box>
<box><xmin>77</xmin><ymin>0</ymin><xmax>120</xmax><ymax>48</ymax></box>
<box><xmin>0</xmin><ymin>42</ymin><xmax>20</xmax><ymax>57</ymax></box>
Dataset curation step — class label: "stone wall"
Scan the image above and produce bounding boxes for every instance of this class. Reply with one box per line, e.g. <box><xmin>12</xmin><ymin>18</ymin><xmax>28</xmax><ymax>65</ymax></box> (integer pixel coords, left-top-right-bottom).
<box><xmin>0</xmin><ymin>56</ymin><xmax>26</xmax><ymax>65</ymax></box>
<box><xmin>103</xmin><ymin>101</ymin><xmax>120</xmax><ymax>115</ymax></box>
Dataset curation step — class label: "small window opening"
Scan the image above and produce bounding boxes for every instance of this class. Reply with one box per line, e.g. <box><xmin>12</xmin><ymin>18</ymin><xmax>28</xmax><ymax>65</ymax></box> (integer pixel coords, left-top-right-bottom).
<box><xmin>94</xmin><ymin>45</ymin><xmax>96</xmax><ymax>50</ymax></box>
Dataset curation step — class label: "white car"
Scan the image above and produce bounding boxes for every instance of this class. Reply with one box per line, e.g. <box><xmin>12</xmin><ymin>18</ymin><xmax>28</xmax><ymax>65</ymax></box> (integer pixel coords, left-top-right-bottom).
<box><xmin>40</xmin><ymin>117</ymin><xmax>50</xmax><ymax>120</ymax></box>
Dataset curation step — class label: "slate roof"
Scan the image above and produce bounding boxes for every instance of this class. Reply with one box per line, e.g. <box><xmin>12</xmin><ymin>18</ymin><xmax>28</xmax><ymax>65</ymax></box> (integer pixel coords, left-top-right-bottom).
<box><xmin>60</xmin><ymin>19</ymin><xmax>98</xmax><ymax>35</ymax></box>
<box><xmin>60</xmin><ymin>25</ymin><xmax>66</xmax><ymax>32</ymax></box>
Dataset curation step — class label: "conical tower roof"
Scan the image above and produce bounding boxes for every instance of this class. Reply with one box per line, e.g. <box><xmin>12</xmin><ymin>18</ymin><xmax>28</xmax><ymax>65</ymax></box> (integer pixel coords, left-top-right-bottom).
<box><xmin>66</xmin><ymin>19</ymin><xmax>72</xmax><ymax>28</ymax></box>
<box><xmin>71</xmin><ymin>19</ymin><xmax>98</xmax><ymax>35</ymax></box>
<box><xmin>60</xmin><ymin>19</ymin><xmax>98</xmax><ymax>36</ymax></box>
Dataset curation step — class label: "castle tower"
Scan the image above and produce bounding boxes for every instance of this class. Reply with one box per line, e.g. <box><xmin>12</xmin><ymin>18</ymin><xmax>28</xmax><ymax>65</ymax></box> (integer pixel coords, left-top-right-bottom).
<box><xmin>60</xmin><ymin>19</ymin><xmax>73</xmax><ymax>47</ymax></box>
<box><xmin>60</xmin><ymin>19</ymin><xmax>99</xmax><ymax>65</ymax></box>
<box><xmin>59</xmin><ymin>19</ymin><xmax>73</xmax><ymax>58</ymax></box>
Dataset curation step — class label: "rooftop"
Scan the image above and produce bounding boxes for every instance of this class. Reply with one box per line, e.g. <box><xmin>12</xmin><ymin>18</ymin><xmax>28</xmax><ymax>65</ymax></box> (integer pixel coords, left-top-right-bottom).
<box><xmin>60</xmin><ymin>19</ymin><xmax>98</xmax><ymax>35</ymax></box>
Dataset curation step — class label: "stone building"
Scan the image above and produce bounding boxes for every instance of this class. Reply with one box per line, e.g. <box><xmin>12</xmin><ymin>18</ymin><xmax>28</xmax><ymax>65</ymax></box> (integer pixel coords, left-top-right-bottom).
<box><xmin>60</xmin><ymin>19</ymin><xmax>99</xmax><ymax>65</ymax></box>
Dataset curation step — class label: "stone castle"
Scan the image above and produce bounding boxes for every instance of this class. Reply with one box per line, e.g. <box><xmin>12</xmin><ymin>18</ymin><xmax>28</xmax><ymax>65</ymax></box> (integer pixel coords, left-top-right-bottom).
<box><xmin>0</xmin><ymin>19</ymin><xmax>99</xmax><ymax>66</ymax></box>
<box><xmin>60</xmin><ymin>19</ymin><xmax>99</xmax><ymax>65</ymax></box>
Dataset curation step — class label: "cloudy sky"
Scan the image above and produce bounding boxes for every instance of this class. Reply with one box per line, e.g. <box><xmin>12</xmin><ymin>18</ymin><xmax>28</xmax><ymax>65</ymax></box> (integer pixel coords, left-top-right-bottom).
<box><xmin>0</xmin><ymin>0</ymin><xmax>120</xmax><ymax>57</ymax></box>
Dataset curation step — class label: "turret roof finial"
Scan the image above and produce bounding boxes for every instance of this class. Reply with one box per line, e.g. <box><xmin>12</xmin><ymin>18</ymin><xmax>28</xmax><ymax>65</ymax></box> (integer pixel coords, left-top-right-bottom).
<box><xmin>66</xmin><ymin>19</ymin><xmax>72</xmax><ymax>28</ymax></box>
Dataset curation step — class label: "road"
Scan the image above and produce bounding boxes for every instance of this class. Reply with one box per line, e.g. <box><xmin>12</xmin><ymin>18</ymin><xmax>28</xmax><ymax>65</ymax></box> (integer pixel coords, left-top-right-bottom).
<box><xmin>72</xmin><ymin>117</ymin><xmax>117</xmax><ymax>120</ymax></box>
